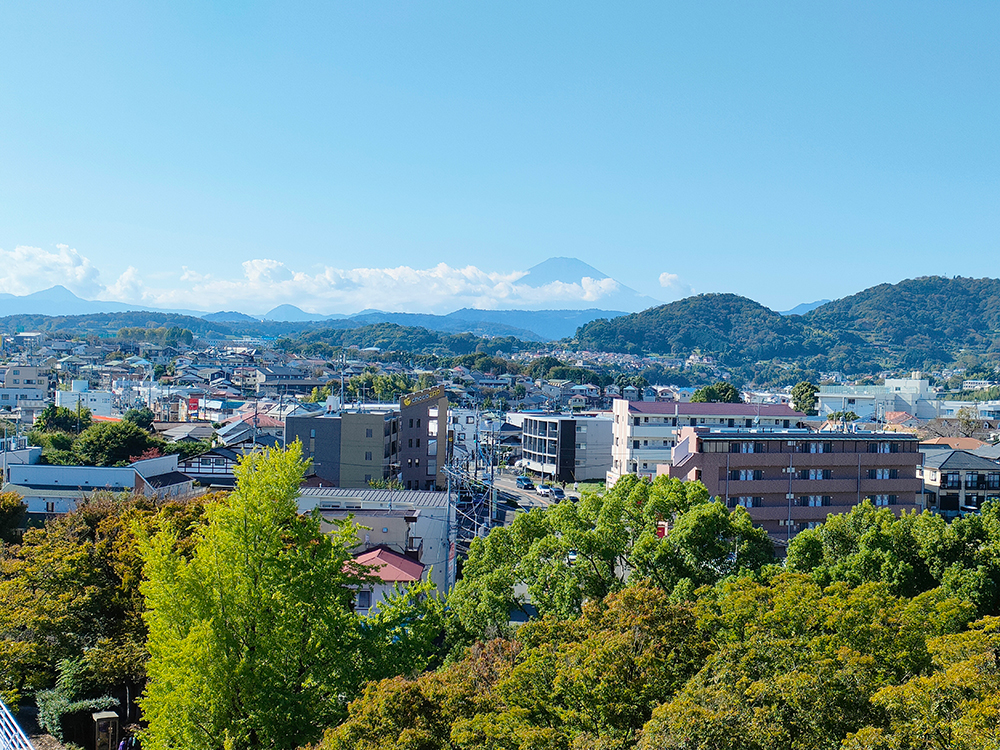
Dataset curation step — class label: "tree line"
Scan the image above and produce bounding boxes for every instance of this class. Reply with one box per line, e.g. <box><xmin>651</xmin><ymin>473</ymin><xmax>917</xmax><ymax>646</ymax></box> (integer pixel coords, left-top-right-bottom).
<box><xmin>3</xmin><ymin>448</ymin><xmax>1000</xmax><ymax>748</ymax></box>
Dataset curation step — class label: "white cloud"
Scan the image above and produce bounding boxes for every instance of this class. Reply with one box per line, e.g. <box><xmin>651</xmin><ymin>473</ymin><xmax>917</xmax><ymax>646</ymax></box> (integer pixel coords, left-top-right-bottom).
<box><xmin>0</xmin><ymin>244</ymin><xmax>103</xmax><ymax>297</ymax></box>
<box><xmin>659</xmin><ymin>271</ymin><xmax>694</xmax><ymax>298</ymax></box>
<box><xmin>104</xmin><ymin>266</ymin><xmax>147</xmax><ymax>302</ymax></box>
<box><xmin>0</xmin><ymin>245</ymin><xmax>644</xmax><ymax>314</ymax></box>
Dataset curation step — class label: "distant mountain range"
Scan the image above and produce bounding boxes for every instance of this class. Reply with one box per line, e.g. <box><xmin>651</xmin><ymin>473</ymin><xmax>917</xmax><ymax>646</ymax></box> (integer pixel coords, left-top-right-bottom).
<box><xmin>0</xmin><ymin>257</ymin><xmax>648</xmax><ymax>340</ymax></box>
<box><xmin>779</xmin><ymin>300</ymin><xmax>830</xmax><ymax>316</ymax></box>
<box><xmin>6</xmin><ymin>274</ymin><xmax>1000</xmax><ymax>381</ymax></box>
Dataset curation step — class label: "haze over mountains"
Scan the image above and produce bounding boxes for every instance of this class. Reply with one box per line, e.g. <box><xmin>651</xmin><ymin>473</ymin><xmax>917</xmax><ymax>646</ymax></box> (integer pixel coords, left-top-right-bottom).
<box><xmin>0</xmin><ymin>257</ymin><xmax>655</xmax><ymax>340</ymax></box>
<box><xmin>3</xmin><ymin>263</ymin><xmax>996</xmax><ymax>372</ymax></box>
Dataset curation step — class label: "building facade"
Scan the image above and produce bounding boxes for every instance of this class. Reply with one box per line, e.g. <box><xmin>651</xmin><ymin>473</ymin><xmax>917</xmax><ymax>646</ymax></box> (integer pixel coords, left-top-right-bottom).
<box><xmin>287</xmin><ymin>408</ymin><xmax>400</xmax><ymax>488</ymax></box>
<box><xmin>661</xmin><ymin>427</ymin><xmax>922</xmax><ymax>542</ymax></box>
<box><xmin>608</xmin><ymin>399</ymin><xmax>806</xmax><ymax>485</ymax></box>
<box><xmin>919</xmin><ymin>450</ymin><xmax>1000</xmax><ymax>518</ymax></box>
<box><xmin>399</xmin><ymin>386</ymin><xmax>449</xmax><ymax>491</ymax></box>
<box><xmin>520</xmin><ymin>414</ymin><xmax>613</xmax><ymax>482</ymax></box>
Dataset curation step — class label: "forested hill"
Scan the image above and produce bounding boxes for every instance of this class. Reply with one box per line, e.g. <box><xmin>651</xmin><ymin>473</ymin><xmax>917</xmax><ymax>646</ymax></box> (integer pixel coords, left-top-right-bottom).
<box><xmin>801</xmin><ymin>276</ymin><xmax>1000</xmax><ymax>349</ymax></box>
<box><xmin>570</xmin><ymin>276</ymin><xmax>1000</xmax><ymax>371</ymax></box>
<box><xmin>571</xmin><ymin>293</ymin><xmax>849</xmax><ymax>359</ymax></box>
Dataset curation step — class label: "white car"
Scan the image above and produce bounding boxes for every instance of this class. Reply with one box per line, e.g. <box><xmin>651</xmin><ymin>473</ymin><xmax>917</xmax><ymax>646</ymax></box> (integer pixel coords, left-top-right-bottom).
<box><xmin>536</xmin><ymin>484</ymin><xmax>553</xmax><ymax>497</ymax></box>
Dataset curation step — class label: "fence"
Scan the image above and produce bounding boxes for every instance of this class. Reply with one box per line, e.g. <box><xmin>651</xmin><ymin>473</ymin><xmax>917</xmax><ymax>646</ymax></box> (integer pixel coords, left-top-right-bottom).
<box><xmin>0</xmin><ymin>700</ymin><xmax>34</xmax><ymax>750</ymax></box>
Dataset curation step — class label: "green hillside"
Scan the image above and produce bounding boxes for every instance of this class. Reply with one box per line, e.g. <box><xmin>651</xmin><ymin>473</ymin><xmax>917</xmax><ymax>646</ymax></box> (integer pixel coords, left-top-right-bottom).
<box><xmin>571</xmin><ymin>276</ymin><xmax>1000</xmax><ymax>373</ymax></box>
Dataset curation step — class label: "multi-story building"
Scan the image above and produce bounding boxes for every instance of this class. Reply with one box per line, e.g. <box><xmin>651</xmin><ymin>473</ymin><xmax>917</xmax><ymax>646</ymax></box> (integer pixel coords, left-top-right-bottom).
<box><xmin>399</xmin><ymin>386</ymin><xmax>449</xmax><ymax>491</ymax></box>
<box><xmin>520</xmin><ymin>414</ymin><xmax>612</xmax><ymax>482</ymax></box>
<box><xmin>0</xmin><ymin>363</ymin><xmax>50</xmax><ymax>415</ymax></box>
<box><xmin>816</xmin><ymin>375</ymin><xmax>939</xmax><ymax>421</ymax></box>
<box><xmin>296</xmin><ymin>486</ymin><xmax>454</xmax><ymax>593</ymax></box>
<box><xmin>55</xmin><ymin>380</ymin><xmax>115</xmax><ymax>418</ymax></box>
<box><xmin>661</xmin><ymin>427</ymin><xmax>922</xmax><ymax>543</ymax></box>
<box><xmin>286</xmin><ymin>407</ymin><xmax>400</xmax><ymax>488</ymax></box>
<box><xmin>607</xmin><ymin>399</ymin><xmax>806</xmax><ymax>485</ymax></box>
<box><xmin>919</xmin><ymin>450</ymin><xmax>1000</xmax><ymax>518</ymax></box>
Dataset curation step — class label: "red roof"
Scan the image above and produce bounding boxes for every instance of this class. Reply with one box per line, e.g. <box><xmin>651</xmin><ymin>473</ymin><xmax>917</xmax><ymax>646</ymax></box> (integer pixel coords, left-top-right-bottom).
<box><xmin>627</xmin><ymin>401</ymin><xmax>804</xmax><ymax>418</ymax></box>
<box><xmin>353</xmin><ymin>547</ymin><xmax>424</xmax><ymax>583</ymax></box>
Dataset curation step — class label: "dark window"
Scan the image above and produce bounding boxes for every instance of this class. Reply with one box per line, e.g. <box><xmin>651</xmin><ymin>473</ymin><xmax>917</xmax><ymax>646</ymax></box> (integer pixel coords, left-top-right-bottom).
<box><xmin>366</xmin><ymin>428</ymin><xmax>373</xmax><ymax>438</ymax></box>
<box><xmin>357</xmin><ymin>590</ymin><xmax>372</xmax><ymax>609</ymax></box>
<box><xmin>365</xmin><ymin>451</ymin><xmax>372</xmax><ymax>461</ymax></box>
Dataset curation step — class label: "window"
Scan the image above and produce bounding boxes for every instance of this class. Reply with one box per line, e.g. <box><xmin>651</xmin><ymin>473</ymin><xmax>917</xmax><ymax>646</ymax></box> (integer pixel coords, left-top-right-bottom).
<box><xmin>633</xmin><ymin>440</ymin><xmax>640</xmax><ymax>449</ymax></box>
<box><xmin>732</xmin><ymin>496</ymin><xmax>762</xmax><ymax>508</ymax></box>
<box><xmin>871</xmin><ymin>494</ymin><xmax>898</xmax><ymax>506</ymax></box>
<box><xmin>356</xmin><ymin>590</ymin><xmax>372</xmax><ymax>610</ymax></box>
<box><xmin>46</xmin><ymin>501</ymin><xmax>55</xmax><ymax>513</ymax></box>
<box><xmin>365</xmin><ymin>451</ymin><xmax>373</xmax><ymax>461</ymax></box>
<box><xmin>409</xmin><ymin>419</ymin><xmax>413</xmax><ymax>428</ymax></box>
<box><xmin>799</xmin><ymin>495</ymin><xmax>831</xmax><ymax>507</ymax></box>
<box><xmin>729</xmin><ymin>469</ymin><xmax>763</xmax><ymax>481</ymax></box>
<box><xmin>416</xmin><ymin>438</ymin><xmax>421</xmax><ymax>448</ymax></box>
<box><xmin>427</xmin><ymin>459</ymin><xmax>437</xmax><ymax>475</ymax></box>
<box><xmin>415</xmin><ymin>458</ymin><xmax>420</xmax><ymax>467</ymax></box>
<box><xmin>868</xmin><ymin>468</ymin><xmax>898</xmax><ymax>480</ymax></box>
<box><xmin>942</xmin><ymin>473</ymin><xmax>962</xmax><ymax>489</ymax></box>
<box><xmin>408</xmin><ymin>438</ymin><xmax>413</xmax><ymax>448</ymax></box>
<box><xmin>310</xmin><ymin>429</ymin><xmax>316</xmax><ymax>438</ymax></box>
<box><xmin>366</xmin><ymin>428</ymin><xmax>373</xmax><ymax>438</ymax></box>
<box><xmin>799</xmin><ymin>468</ymin><xmax>832</xmax><ymax>480</ymax></box>
<box><xmin>805</xmin><ymin>442</ymin><xmax>832</xmax><ymax>453</ymax></box>
<box><xmin>416</xmin><ymin>419</ymin><xmax>421</xmax><ymax>428</ymax></box>
<box><xmin>466</xmin><ymin>416</ymin><xmax>475</xmax><ymax>424</ymax></box>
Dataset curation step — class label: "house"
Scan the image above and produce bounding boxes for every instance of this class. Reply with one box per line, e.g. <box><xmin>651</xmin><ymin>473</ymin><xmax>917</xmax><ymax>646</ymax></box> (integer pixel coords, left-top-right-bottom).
<box><xmin>297</xmin><ymin>486</ymin><xmax>454</xmax><ymax>593</ymax></box>
<box><xmin>5</xmin><ymin>454</ymin><xmax>195</xmax><ymax>519</ymax></box>
<box><xmin>918</xmin><ymin>450</ymin><xmax>1000</xmax><ymax>518</ymax></box>
<box><xmin>350</xmin><ymin>546</ymin><xmax>426</xmax><ymax>614</ymax></box>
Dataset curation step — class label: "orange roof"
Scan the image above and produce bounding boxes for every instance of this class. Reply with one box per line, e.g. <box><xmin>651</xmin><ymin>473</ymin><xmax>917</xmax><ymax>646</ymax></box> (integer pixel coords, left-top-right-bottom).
<box><xmin>353</xmin><ymin>547</ymin><xmax>424</xmax><ymax>583</ymax></box>
<box><xmin>921</xmin><ymin>437</ymin><xmax>987</xmax><ymax>450</ymax></box>
<box><xmin>92</xmin><ymin>415</ymin><xmax>122</xmax><ymax>422</ymax></box>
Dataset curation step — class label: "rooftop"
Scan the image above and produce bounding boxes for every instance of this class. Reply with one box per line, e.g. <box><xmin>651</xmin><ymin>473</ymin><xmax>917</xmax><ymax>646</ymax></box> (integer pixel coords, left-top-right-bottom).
<box><xmin>625</xmin><ymin>400</ymin><xmax>804</xmax><ymax>418</ymax></box>
<box><xmin>353</xmin><ymin>546</ymin><xmax>424</xmax><ymax>583</ymax></box>
<box><xmin>922</xmin><ymin>450</ymin><xmax>1000</xmax><ymax>472</ymax></box>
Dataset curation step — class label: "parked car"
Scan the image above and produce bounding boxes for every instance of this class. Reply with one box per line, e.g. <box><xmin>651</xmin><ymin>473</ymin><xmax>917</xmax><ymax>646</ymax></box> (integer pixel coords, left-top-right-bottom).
<box><xmin>551</xmin><ymin>487</ymin><xmax>566</xmax><ymax>501</ymax></box>
<box><xmin>536</xmin><ymin>484</ymin><xmax>552</xmax><ymax>497</ymax></box>
<box><xmin>516</xmin><ymin>476</ymin><xmax>535</xmax><ymax>490</ymax></box>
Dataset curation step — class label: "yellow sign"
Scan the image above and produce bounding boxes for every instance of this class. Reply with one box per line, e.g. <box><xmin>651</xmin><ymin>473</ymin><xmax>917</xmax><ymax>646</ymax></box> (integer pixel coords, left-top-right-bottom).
<box><xmin>401</xmin><ymin>385</ymin><xmax>445</xmax><ymax>407</ymax></box>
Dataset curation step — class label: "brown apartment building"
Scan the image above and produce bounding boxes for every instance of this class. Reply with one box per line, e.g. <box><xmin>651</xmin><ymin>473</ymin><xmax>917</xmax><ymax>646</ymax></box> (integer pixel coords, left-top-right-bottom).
<box><xmin>661</xmin><ymin>426</ymin><xmax>922</xmax><ymax>542</ymax></box>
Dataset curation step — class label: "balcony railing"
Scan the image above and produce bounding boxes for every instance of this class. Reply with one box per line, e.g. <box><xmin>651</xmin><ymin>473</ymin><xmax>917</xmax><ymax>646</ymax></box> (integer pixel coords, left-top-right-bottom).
<box><xmin>0</xmin><ymin>699</ymin><xmax>35</xmax><ymax>750</ymax></box>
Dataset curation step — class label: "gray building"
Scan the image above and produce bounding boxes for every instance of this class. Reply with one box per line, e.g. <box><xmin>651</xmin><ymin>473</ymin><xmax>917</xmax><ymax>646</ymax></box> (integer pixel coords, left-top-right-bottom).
<box><xmin>287</xmin><ymin>407</ymin><xmax>400</xmax><ymax>488</ymax></box>
<box><xmin>520</xmin><ymin>414</ymin><xmax>613</xmax><ymax>482</ymax></box>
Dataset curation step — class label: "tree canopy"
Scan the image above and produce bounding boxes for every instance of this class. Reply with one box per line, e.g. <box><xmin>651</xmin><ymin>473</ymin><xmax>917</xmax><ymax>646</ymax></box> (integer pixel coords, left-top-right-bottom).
<box><xmin>138</xmin><ymin>444</ymin><xmax>371</xmax><ymax>750</ymax></box>
<box><xmin>690</xmin><ymin>380</ymin><xmax>743</xmax><ymax>403</ymax></box>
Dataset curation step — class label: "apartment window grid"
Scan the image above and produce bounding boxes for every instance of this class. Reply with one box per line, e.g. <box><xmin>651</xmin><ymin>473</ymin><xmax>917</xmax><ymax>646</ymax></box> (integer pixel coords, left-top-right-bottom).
<box><xmin>870</xmin><ymin>494</ymin><xmax>899</xmax><ymax>506</ymax></box>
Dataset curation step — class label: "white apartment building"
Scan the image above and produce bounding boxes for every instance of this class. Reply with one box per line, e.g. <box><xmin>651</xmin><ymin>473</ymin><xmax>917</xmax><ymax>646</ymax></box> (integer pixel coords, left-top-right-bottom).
<box><xmin>816</xmin><ymin>375</ymin><xmax>938</xmax><ymax>421</ymax></box>
<box><xmin>56</xmin><ymin>380</ymin><xmax>115</xmax><ymax>418</ymax></box>
<box><xmin>607</xmin><ymin>399</ymin><xmax>805</xmax><ymax>486</ymax></box>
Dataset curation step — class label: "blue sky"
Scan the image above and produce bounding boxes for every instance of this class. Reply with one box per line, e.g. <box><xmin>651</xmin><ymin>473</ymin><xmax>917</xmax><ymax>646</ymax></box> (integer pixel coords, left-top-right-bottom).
<box><xmin>0</xmin><ymin>2</ymin><xmax>997</xmax><ymax>314</ymax></box>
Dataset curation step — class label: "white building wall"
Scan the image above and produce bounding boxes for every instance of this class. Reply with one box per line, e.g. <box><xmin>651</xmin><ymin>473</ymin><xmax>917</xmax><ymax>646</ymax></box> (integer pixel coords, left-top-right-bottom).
<box><xmin>56</xmin><ymin>389</ymin><xmax>116</xmax><ymax>418</ymax></box>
